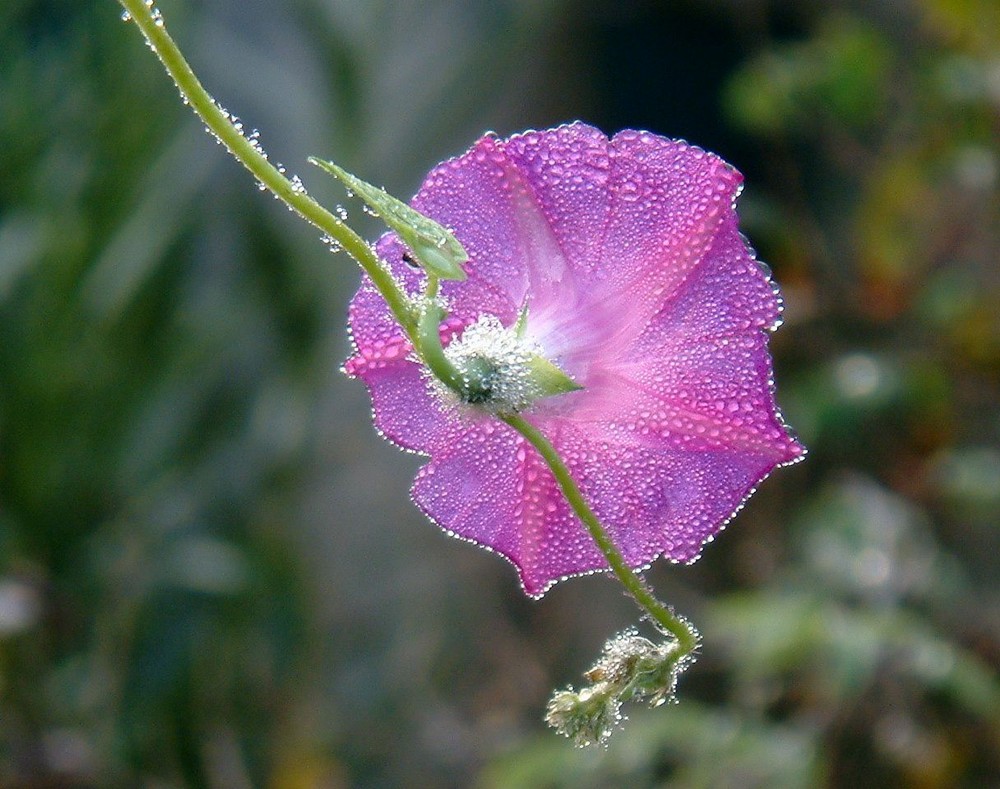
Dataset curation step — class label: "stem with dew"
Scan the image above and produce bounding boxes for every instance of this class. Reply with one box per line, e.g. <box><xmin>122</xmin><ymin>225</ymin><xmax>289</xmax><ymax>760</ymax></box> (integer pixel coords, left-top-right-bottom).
<box><xmin>117</xmin><ymin>0</ymin><xmax>415</xmax><ymax>339</ymax></box>
<box><xmin>502</xmin><ymin>413</ymin><xmax>699</xmax><ymax>655</ymax></box>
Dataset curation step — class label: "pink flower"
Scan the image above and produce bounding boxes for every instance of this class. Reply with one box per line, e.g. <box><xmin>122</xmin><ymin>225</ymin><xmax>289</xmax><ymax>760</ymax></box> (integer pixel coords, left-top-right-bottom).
<box><xmin>345</xmin><ymin>122</ymin><xmax>804</xmax><ymax>597</ymax></box>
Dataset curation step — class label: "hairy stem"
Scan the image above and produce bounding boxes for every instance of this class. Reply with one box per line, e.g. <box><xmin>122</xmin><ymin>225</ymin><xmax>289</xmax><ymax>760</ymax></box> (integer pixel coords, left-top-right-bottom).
<box><xmin>117</xmin><ymin>0</ymin><xmax>415</xmax><ymax>337</ymax></box>
<box><xmin>502</xmin><ymin>413</ymin><xmax>699</xmax><ymax>654</ymax></box>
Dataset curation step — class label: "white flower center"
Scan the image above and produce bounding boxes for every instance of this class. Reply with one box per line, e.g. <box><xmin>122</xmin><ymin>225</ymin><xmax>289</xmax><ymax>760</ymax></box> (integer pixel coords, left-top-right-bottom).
<box><xmin>437</xmin><ymin>315</ymin><xmax>547</xmax><ymax>413</ymax></box>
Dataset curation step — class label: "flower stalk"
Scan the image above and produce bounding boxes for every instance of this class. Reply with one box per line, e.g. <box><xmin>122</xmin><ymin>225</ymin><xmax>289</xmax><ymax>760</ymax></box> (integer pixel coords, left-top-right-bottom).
<box><xmin>502</xmin><ymin>414</ymin><xmax>699</xmax><ymax>656</ymax></box>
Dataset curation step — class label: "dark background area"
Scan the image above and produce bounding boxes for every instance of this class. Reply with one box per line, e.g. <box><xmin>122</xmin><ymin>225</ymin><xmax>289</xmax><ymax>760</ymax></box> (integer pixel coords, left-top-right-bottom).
<box><xmin>1</xmin><ymin>0</ymin><xmax>998</xmax><ymax>786</ymax></box>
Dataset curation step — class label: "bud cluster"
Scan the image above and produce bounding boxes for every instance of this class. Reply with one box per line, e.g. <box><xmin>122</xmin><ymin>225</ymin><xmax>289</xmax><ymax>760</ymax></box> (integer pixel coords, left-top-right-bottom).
<box><xmin>545</xmin><ymin>627</ymin><xmax>696</xmax><ymax>747</ymax></box>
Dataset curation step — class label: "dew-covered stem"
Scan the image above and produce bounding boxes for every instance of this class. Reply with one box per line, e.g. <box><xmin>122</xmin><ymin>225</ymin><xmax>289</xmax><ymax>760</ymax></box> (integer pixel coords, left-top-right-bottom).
<box><xmin>416</xmin><ymin>275</ymin><xmax>467</xmax><ymax>393</ymax></box>
<box><xmin>116</xmin><ymin>0</ymin><xmax>415</xmax><ymax>336</ymax></box>
<box><xmin>502</xmin><ymin>413</ymin><xmax>700</xmax><ymax>656</ymax></box>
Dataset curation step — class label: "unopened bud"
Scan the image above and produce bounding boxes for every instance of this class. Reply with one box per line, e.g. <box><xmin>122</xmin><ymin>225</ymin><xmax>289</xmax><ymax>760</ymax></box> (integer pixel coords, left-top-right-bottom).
<box><xmin>310</xmin><ymin>157</ymin><xmax>468</xmax><ymax>281</ymax></box>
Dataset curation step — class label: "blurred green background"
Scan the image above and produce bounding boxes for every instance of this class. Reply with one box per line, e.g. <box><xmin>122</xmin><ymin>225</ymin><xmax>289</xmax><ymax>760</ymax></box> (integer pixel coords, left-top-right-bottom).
<box><xmin>2</xmin><ymin>0</ymin><xmax>998</xmax><ymax>786</ymax></box>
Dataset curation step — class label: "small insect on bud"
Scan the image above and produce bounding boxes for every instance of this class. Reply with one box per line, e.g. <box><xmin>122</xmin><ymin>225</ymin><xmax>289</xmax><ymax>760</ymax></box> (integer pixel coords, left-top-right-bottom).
<box><xmin>310</xmin><ymin>157</ymin><xmax>468</xmax><ymax>281</ymax></box>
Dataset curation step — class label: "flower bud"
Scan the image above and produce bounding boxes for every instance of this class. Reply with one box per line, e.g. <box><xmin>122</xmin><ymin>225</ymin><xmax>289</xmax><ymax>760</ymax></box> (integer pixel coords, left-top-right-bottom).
<box><xmin>310</xmin><ymin>157</ymin><xmax>468</xmax><ymax>280</ymax></box>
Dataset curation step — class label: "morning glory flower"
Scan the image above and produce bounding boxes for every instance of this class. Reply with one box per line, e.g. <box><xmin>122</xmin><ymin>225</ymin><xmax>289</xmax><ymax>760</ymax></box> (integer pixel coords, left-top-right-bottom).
<box><xmin>345</xmin><ymin>122</ymin><xmax>804</xmax><ymax>596</ymax></box>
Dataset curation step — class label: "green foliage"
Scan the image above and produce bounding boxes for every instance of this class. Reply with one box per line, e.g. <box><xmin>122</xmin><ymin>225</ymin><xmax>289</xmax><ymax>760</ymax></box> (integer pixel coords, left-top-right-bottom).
<box><xmin>725</xmin><ymin>15</ymin><xmax>894</xmax><ymax>135</ymax></box>
<box><xmin>483</xmin><ymin>702</ymin><xmax>825</xmax><ymax>788</ymax></box>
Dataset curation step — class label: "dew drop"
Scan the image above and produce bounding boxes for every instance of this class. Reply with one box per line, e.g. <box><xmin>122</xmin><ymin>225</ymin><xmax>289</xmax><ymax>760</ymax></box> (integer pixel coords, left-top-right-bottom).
<box><xmin>321</xmin><ymin>234</ymin><xmax>343</xmax><ymax>254</ymax></box>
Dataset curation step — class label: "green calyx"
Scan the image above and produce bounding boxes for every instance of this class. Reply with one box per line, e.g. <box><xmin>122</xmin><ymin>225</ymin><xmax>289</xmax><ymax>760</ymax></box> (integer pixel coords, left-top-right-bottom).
<box><xmin>429</xmin><ymin>312</ymin><xmax>582</xmax><ymax>414</ymax></box>
<box><xmin>456</xmin><ymin>351</ymin><xmax>581</xmax><ymax>408</ymax></box>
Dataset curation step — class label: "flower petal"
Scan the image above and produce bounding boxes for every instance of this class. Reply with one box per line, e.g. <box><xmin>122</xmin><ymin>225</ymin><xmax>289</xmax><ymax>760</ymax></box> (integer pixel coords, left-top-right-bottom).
<box><xmin>601</xmin><ymin>209</ymin><xmax>802</xmax><ymax>460</ymax></box>
<box><xmin>551</xmin><ymin>419</ymin><xmax>794</xmax><ymax>566</ymax></box>
<box><xmin>411</xmin><ymin>417</ymin><xmax>602</xmax><ymax>597</ymax></box>
<box><xmin>599</xmin><ymin>130</ymin><xmax>743</xmax><ymax>329</ymax></box>
<box><xmin>498</xmin><ymin>123</ymin><xmax>613</xmax><ymax>283</ymax></box>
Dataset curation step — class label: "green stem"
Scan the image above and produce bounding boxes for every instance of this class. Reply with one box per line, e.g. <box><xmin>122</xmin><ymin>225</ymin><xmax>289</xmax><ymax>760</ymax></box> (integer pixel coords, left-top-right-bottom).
<box><xmin>416</xmin><ymin>276</ymin><xmax>466</xmax><ymax>392</ymax></box>
<box><xmin>117</xmin><ymin>0</ymin><xmax>415</xmax><ymax>337</ymax></box>
<box><xmin>502</xmin><ymin>413</ymin><xmax>699</xmax><ymax>654</ymax></box>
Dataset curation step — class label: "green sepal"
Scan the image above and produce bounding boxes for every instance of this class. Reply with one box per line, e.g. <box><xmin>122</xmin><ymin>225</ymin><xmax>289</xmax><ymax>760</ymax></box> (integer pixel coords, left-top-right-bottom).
<box><xmin>309</xmin><ymin>157</ymin><xmax>468</xmax><ymax>281</ymax></box>
<box><xmin>516</xmin><ymin>305</ymin><xmax>581</xmax><ymax>397</ymax></box>
<box><xmin>526</xmin><ymin>353</ymin><xmax>584</xmax><ymax>398</ymax></box>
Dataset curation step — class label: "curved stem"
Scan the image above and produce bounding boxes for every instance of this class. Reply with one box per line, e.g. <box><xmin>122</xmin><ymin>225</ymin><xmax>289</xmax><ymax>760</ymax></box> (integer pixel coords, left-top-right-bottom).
<box><xmin>416</xmin><ymin>276</ymin><xmax>466</xmax><ymax>393</ymax></box>
<box><xmin>117</xmin><ymin>0</ymin><xmax>415</xmax><ymax>337</ymax></box>
<box><xmin>502</xmin><ymin>413</ymin><xmax>699</xmax><ymax>654</ymax></box>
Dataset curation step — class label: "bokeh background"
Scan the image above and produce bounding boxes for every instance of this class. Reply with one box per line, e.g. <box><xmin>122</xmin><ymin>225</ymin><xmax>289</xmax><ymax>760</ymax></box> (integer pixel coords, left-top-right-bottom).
<box><xmin>2</xmin><ymin>0</ymin><xmax>999</xmax><ymax>786</ymax></box>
